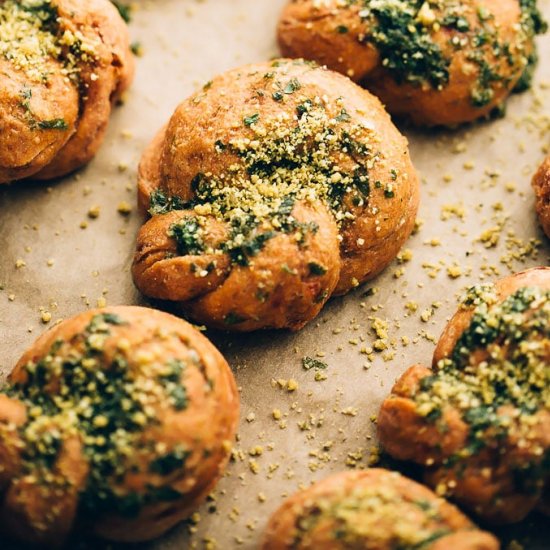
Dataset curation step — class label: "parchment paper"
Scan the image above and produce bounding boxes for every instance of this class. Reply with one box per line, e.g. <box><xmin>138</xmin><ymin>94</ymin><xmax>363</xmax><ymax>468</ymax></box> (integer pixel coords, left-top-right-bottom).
<box><xmin>1</xmin><ymin>1</ymin><xmax>549</xmax><ymax>548</ymax></box>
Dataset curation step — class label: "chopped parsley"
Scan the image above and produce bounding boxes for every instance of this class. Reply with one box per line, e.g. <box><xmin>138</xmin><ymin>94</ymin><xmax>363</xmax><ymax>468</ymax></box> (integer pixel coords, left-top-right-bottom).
<box><xmin>149</xmin><ymin>188</ymin><xmax>186</xmax><ymax>216</ymax></box>
<box><xmin>224</xmin><ymin>312</ymin><xmax>247</xmax><ymax>325</ymax></box>
<box><xmin>359</xmin><ymin>1</ymin><xmax>450</xmax><ymax>88</ymax></box>
<box><xmin>149</xmin><ymin>446</ymin><xmax>189</xmax><ymax>476</ymax></box>
<box><xmin>37</xmin><ymin>118</ymin><xmax>68</xmax><ymax>130</ymax></box>
<box><xmin>335</xmin><ymin>108</ymin><xmax>352</xmax><ymax>122</ymax></box>
<box><xmin>243</xmin><ymin>113</ymin><xmax>260</xmax><ymax>126</ymax></box>
<box><xmin>111</xmin><ymin>0</ymin><xmax>132</xmax><ymax>23</ymax></box>
<box><xmin>302</xmin><ymin>356</ymin><xmax>328</xmax><ymax>370</ymax></box>
<box><xmin>284</xmin><ymin>77</ymin><xmax>301</xmax><ymax>94</ymax></box>
<box><xmin>168</xmin><ymin>217</ymin><xmax>205</xmax><ymax>256</ymax></box>
<box><xmin>308</xmin><ymin>262</ymin><xmax>328</xmax><ymax>276</ymax></box>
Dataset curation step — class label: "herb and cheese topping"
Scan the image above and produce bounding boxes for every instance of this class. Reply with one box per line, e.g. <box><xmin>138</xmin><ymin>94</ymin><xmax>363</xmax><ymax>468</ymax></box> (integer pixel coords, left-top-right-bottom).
<box><xmin>413</xmin><ymin>285</ymin><xmax>549</xmax><ymax>478</ymax></box>
<box><xmin>3</xmin><ymin>313</ymin><xmax>200</xmax><ymax>518</ymax></box>
<box><xmin>328</xmin><ymin>0</ymin><xmax>547</xmax><ymax>106</ymax></box>
<box><xmin>0</xmin><ymin>0</ymin><xmax>60</xmax><ymax>81</ymax></box>
<box><xmin>150</xmin><ymin>63</ymin><xmax>401</xmax><ymax>270</ymax></box>
<box><xmin>0</xmin><ymin>0</ymin><xmax>96</xmax><ymax>82</ymax></box>
<box><xmin>292</xmin><ymin>476</ymin><xmax>454</xmax><ymax>547</ymax></box>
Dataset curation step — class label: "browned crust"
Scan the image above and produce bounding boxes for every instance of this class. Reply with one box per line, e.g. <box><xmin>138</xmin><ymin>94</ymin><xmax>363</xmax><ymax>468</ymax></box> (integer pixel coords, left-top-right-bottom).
<box><xmin>0</xmin><ymin>57</ymin><xmax>79</xmax><ymax>183</ymax></box>
<box><xmin>532</xmin><ymin>155</ymin><xmax>550</xmax><ymax>239</ymax></box>
<box><xmin>137</xmin><ymin>124</ymin><xmax>167</xmax><ymax>215</ymax></box>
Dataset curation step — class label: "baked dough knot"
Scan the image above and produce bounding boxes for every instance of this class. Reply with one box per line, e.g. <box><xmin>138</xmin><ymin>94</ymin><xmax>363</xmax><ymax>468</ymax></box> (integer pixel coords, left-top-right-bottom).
<box><xmin>277</xmin><ymin>0</ymin><xmax>547</xmax><ymax>126</ymax></box>
<box><xmin>133</xmin><ymin>59</ymin><xmax>419</xmax><ymax>331</ymax></box>
<box><xmin>378</xmin><ymin>267</ymin><xmax>550</xmax><ymax>524</ymax></box>
<box><xmin>0</xmin><ymin>0</ymin><xmax>134</xmax><ymax>184</ymax></box>
<box><xmin>0</xmin><ymin>307</ymin><xmax>239</xmax><ymax>546</ymax></box>
<box><xmin>262</xmin><ymin>469</ymin><xmax>500</xmax><ymax>550</ymax></box>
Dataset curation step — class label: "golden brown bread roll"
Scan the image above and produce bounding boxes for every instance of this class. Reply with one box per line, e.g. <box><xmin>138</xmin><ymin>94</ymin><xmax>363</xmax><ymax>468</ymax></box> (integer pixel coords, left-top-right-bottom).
<box><xmin>278</xmin><ymin>0</ymin><xmax>547</xmax><ymax>127</ymax></box>
<box><xmin>378</xmin><ymin>267</ymin><xmax>550</xmax><ymax>524</ymax></box>
<box><xmin>0</xmin><ymin>306</ymin><xmax>239</xmax><ymax>546</ymax></box>
<box><xmin>262</xmin><ymin>469</ymin><xmax>500</xmax><ymax>549</ymax></box>
<box><xmin>0</xmin><ymin>0</ymin><xmax>134</xmax><ymax>184</ymax></box>
<box><xmin>532</xmin><ymin>155</ymin><xmax>550</xmax><ymax>238</ymax></box>
<box><xmin>133</xmin><ymin>59</ymin><xmax>419</xmax><ymax>331</ymax></box>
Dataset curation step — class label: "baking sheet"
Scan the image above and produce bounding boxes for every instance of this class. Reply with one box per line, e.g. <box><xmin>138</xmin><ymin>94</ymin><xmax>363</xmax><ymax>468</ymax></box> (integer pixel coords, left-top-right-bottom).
<box><xmin>1</xmin><ymin>0</ymin><xmax>550</xmax><ymax>548</ymax></box>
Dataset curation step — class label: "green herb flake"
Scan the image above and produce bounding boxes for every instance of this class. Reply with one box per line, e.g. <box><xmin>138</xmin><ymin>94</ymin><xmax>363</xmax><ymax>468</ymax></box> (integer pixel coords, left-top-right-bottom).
<box><xmin>243</xmin><ymin>113</ymin><xmax>260</xmax><ymax>127</ymax></box>
<box><xmin>359</xmin><ymin>2</ymin><xmax>451</xmax><ymax>88</ymax></box>
<box><xmin>284</xmin><ymin>78</ymin><xmax>301</xmax><ymax>94</ymax></box>
<box><xmin>111</xmin><ymin>1</ymin><xmax>132</xmax><ymax>23</ymax></box>
<box><xmin>308</xmin><ymin>262</ymin><xmax>328</xmax><ymax>276</ymax></box>
<box><xmin>335</xmin><ymin>108</ymin><xmax>352</xmax><ymax>122</ymax></box>
<box><xmin>168</xmin><ymin>217</ymin><xmax>205</xmax><ymax>256</ymax></box>
<box><xmin>149</xmin><ymin>446</ymin><xmax>189</xmax><ymax>476</ymax></box>
<box><xmin>37</xmin><ymin>118</ymin><xmax>68</xmax><ymax>130</ymax></box>
<box><xmin>149</xmin><ymin>189</ymin><xmax>186</xmax><ymax>216</ymax></box>
<box><xmin>302</xmin><ymin>356</ymin><xmax>328</xmax><ymax>370</ymax></box>
<box><xmin>130</xmin><ymin>41</ymin><xmax>142</xmax><ymax>56</ymax></box>
<box><xmin>224</xmin><ymin>312</ymin><xmax>247</xmax><ymax>325</ymax></box>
